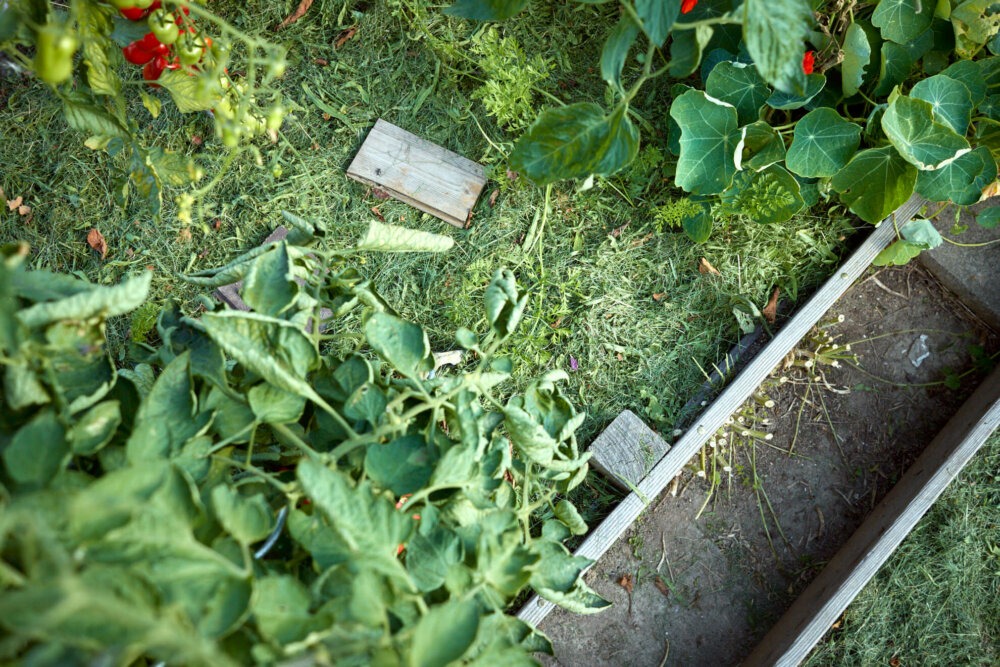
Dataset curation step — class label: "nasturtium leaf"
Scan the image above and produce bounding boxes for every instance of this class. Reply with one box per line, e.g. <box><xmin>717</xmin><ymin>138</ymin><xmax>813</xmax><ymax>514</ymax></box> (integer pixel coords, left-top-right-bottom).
<box><xmin>356</xmin><ymin>220</ymin><xmax>454</xmax><ymax>253</ymax></box>
<box><xmin>410</xmin><ymin>599</ymin><xmax>480</xmax><ymax>667</ymax></box>
<box><xmin>211</xmin><ymin>485</ymin><xmax>274</xmax><ymax>545</ymax></box>
<box><xmin>981</xmin><ymin>94</ymin><xmax>1000</xmax><ymax>121</ymax></box>
<box><xmin>874</xmin><ymin>30</ymin><xmax>935</xmax><ymax>97</ymax></box>
<box><xmin>872</xmin><ymin>0</ymin><xmax>933</xmax><ymax>44</ymax></box>
<box><xmin>247</xmin><ymin>383</ymin><xmax>306</xmax><ymax>424</ymax></box>
<box><xmin>443</xmin><ymin>0</ymin><xmax>527</xmax><ymax>20</ymax></box>
<box><xmin>509</xmin><ymin>102</ymin><xmax>637</xmax><ymax>184</ymax></box>
<box><xmin>365</xmin><ymin>434</ymin><xmax>434</xmax><ymax>496</ymax></box>
<box><xmin>915</xmin><ymin>146</ymin><xmax>998</xmax><ymax>205</ymax></box>
<box><xmin>406</xmin><ymin>528</ymin><xmax>464</xmax><ymax>592</ymax></box>
<box><xmin>364</xmin><ymin>311</ymin><xmax>433</xmax><ymax>378</ymax></box>
<box><xmin>942</xmin><ymin>59</ymin><xmax>987</xmax><ymax>105</ymax></box>
<box><xmin>633</xmin><ymin>0</ymin><xmax>681</xmax><ymax>46</ymax></box>
<box><xmin>951</xmin><ymin>0</ymin><xmax>1000</xmax><ymax>58</ymax></box>
<box><xmin>785</xmin><ymin>108</ymin><xmax>862</xmax><ymax>178</ymax></box>
<box><xmin>252</xmin><ymin>575</ymin><xmax>314</xmax><ymax>645</ymax></box>
<box><xmin>241</xmin><ymin>241</ymin><xmax>297</xmax><ymax>317</ymax></box>
<box><xmin>17</xmin><ymin>271</ymin><xmax>152</xmax><ymax>329</ymax></box>
<box><xmin>982</xmin><ymin>56</ymin><xmax>1000</xmax><ymax>93</ymax></box>
<box><xmin>705</xmin><ymin>61</ymin><xmax>771</xmax><ymax>125</ymax></box>
<box><xmin>842</xmin><ymin>22</ymin><xmax>872</xmax><ymax>97</ymax></box>
<box><xmin>976</xmin><ymin>118</ymin><xmax>1000</xmax><ymax>162</ymax></box>
<box><xmin>910</xmin><ymin>74</ymin><xmax>974</xmax><ymax>134</ymax></box>
<box><xmin>669</xmin><ymin>89</ymin><xmax>739</xmax><ymax>195</ymax></box>
<box><xmin>742</xmin><ymin>0</ymin><xmax>813</xmax><ymax>94</ymax></box>
<box><xmin>343</xmin><ymin>381</ymin><xmax>387</xmax><ymax>425</ymax></box>
<box><xmin>2</xmin><ymin>409</ymin><xmax>67</xmax><ymax>489</ymax></box>
<box><xmin>600</xmin><ymin>15</ymin><xmax>640</xmax><ymax>88</ymax></box>
<box><xmin>682</xmin><ymin>206</ymin><xmax>714</xmax><ymax>243</ymax></box>
<box><xmin>977</xmin><ymin>206</ymin><xmax>1000</xmax><ymax>228</ymax></box>
<box><xmin>872</xmin><ymin>239</ymin><xmax>925</xmax><ymax>266</ymax></box>
<box><xmin>882</xmin><ymin>95</ymin><xmax>971</xmax><ymax>170</ymax></box>
<box><xmin>901</xmin><ymin>218</ymin><xmax>944</xmax><ymax>249</ymax></box>
<box><xmin>831</xmin><ymin>146</ymin><xmax>918</xmax><ymax>224</ymax></box>
<box><xmin>669</xmin><ymin>25</ymin><xmax>714</xmax><ymax>78</ymax></box>
<box><xmin>766</xmin><ymin>73</ymin><xmax>826</xmax><ymax>110</ymax></box>
<box><xmin>721</xmin><ymin>165</ymin><xmax>805</xmax><ymax>224</ymax></box>
<box><xmin>68</xmin><ymin>400</ymin><xmax>121</xmax><ymax>455</ymax></box>
<box><xmin>735</xmin><ymin>121</ymin><xmax>786</xmax><ymax>172</ymax></box>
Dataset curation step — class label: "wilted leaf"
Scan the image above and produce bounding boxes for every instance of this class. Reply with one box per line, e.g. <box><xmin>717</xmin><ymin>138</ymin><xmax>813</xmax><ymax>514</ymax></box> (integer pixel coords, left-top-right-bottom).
<box><xmin>6</xmin><ymin>196</ymin><xmax>22</xmax><ymax>211</ymax></box>
<box><xmin>762</xmin><ymin>287</ymin><xmax>780</xmax><ymax>323</ymax></box>
<box><xmin>334</xmin><ymin>25</ymin><xmax>357</xmax><ymax>48</ymax></box>
<box><xmin>698</xmin><ymin>257</ymin><xmax>721</xmax><ymax>275</ymax></box>
<box><xmin>276</xmin><ymin>0</ymin><xmax>314</xmax><ymax>30</ymax></box>
<box><xmin>87</xmin><ymin>228</ymin><xmax>108</xmax><ymax>259</ymax></box>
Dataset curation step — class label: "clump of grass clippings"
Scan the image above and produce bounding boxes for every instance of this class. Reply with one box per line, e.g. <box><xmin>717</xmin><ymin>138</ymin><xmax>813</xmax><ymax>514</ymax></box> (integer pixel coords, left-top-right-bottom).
<box><xmin>804</xmin><ymin>431</ymin><xmax>1000</xmax><ymax>667</ymax></box>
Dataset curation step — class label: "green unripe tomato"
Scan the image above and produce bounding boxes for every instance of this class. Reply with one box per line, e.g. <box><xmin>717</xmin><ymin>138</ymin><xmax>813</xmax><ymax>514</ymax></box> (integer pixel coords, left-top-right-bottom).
<box><xmin>147</xmin><ymin>9</ymin><xmax>179</xmax><ymax>45</ymax></box>
<box><xmin>108</xmin><ymin>0</ymin><xmax>138</xmax><ymax>9</ymax></box>
<box><xmin>131</xmin><ymin>0</ymin><xmax>155</xmax><ymax>9</ymax></box>
<box><xmin>34</xmin><ymin>23</ymin><xmax>78</xmax><ymax>85</ymax></box>
<box><xmin>265</xmin><ymin>104</ymin><xmax>284</xmax><ymax>132</ymax></box>
<box><xmin>177</xmin><ymin>31</ymin><xmax>206</xmax><ymax>66</ymax></box>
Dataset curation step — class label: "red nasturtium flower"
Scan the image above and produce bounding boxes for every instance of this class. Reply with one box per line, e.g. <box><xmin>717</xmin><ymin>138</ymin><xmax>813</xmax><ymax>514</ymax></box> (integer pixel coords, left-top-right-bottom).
<box><xmin>681</xmin><ymin>0</ymin><xmax>698</xmax><ymax>14</ymax></box>
<box><xmin>802</xmin><ymin>50</ymin><xmax>816</xmax><ymax>75</ymax></box>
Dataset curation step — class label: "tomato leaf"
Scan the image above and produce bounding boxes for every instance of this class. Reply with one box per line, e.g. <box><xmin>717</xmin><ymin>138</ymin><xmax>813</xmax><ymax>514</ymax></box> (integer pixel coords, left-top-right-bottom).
<box><xmin>742</xmin><ymin>0</ymin><xmax>813</xmax><ymax>94</ymax></box>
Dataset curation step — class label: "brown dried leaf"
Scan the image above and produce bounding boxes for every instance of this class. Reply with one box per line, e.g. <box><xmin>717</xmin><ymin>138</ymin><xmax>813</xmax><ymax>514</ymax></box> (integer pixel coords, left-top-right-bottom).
<box><xmin>506</xmin><ymin>169</ymin><xmax>519</xmax><ymax>182</ymax></box>
<box><xmin>762</xmin><ymin>287</ymin><xmax>780</xmax><ymax>324</ymax></box>
<box><xmin>87</xmin><ymin>228</ymin><xmax>108</xmax><ymax>259</ymax></box>
<box><xmin>334</xmin><ymin>26</ymin><xmax>357</xmax><ymax>49</ymax></box>
<box><xmin>488</xmin><ymin>189</ymin><xmax>499</xmax><ymax>207</ymax></box>
<box><xmin>17</xmin><ymin>205</ymin><xmax>31</xmax><ymax>217</ymax></box>
<box><xmin>371</xmin><ymin>206</ymin><xmax>384</xmax><ymax>221</ymax></box>
<box><xmin>314</xmin><ymin>57</ymin><xmax>329</xmax><ymax>66</ymax></box>
<box><xmin>7</xmin><ymin>196</ymin><xmax>23</xmax><ymax>211</ymax></box>
<box><xmin>617</xmin><ymin>573</ymin><xmax>633</xmax><ymax>594</ymax></box>
<box><xmin>653</xmin><ymin>577</ymin><xmax>670</xmax><ymax>597</ymax></box>
<box><xmin>276</xmin><ymin>0</ymin><xmax>314</xmax><ymax>30</ymax></box>
<box><xmin>322</xmin><ymin>112</ymin><xmax>332</xmax><ymax>121</ymax></box>
<box><xmin>630</xmin><ymin>232</ymin><xmax>654</xmax><ymax>247</ymax></box>
<box><xmin>698</xmin><ymin>257</ymin><xmax>721</xmax><ymax>276</ymax></box>
<box><xmin>981</xmin><ymin>179</ymin><xmax>1000</xmax><ymax>201</ymax></box>
<box><xmin>371</xmin><ymin>187</ymin><xmax>391</xmax><ymax>200</ymax></box>
<box><xmin>889</xmin><ymin>657</ymin><xmax>900</xmax><ymax>667</ymax></box>
<box><xmin>652</xmin><ymin>292</ymin><xmax>665</xmax><ymax>302</ymax></box>
<box><xmin>610</xmin><ymin>222</ymin><xmax>629</xmax><ymax>238</ymax></box>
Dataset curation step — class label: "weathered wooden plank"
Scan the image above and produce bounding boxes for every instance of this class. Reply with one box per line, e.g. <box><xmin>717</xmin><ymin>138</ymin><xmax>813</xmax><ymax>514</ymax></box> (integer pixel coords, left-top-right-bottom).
<box><xmin>744</xmin><ymin>365</ymin><xmax>1000</xmax><ymax>667</ymax></box>
<box><xmin>347</xmin><ymin>119</ymin><xmax>487</xmax><ymax>228</ymax></box>
<box><xmin>517</xmin><ymin>195</ymin><xmax>926</xmax><ymax>628</ymax></box>
<box><xmin>589</xmin><ymin>410</ymin><xmax>670</xmax><ymax>491</ymax></box>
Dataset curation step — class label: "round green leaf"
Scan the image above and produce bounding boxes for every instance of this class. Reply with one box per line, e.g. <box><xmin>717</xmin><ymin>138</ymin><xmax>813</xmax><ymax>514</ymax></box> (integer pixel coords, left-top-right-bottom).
<box><xmin>915</xmin><ymin>146</ymin><xmax>998</xmax><ymax>205</ymax></box>
<box><xmin>705</xmin><ymin>60</ymin><xmax>771</xmax><ymax>125</ymax></box>
<box><xmin>785</xmin><ymin>108</ymin><xmax>862</xmax><ymax>178</ymax></box>
<box><xmin>766</xmin><ymin>73</ymin><xmax>826</xmax><ymax>110</ymax></box>
<box><xmin>872</xmin><ymin>0</ymin><xmax>933</xmax><ymax>44</ymax></box>
<box><xmin>910</xmin><ymin>74</ymin><xmax>974</xmax><ymax>134</ymax></box>
<box><xmin>247</xmin><ymin>383</ymin><xmax>306</xmax><ymax>424</ymax></box>
<box><xmin>252</xmin><ymin>575</ymin><xmax>313</xmax><ymax>645</ymax></box>
<box><xmin>669</xmin><ymin>89</ymin><xmax>739</xmax><ymax>195</ymax></box>
<box><xmin>831</xmin><ymin>146</ymin><xmax>918</xmax><ymax>224</ymax></box>
<box><xmin>842</xmin><ymin>22</ymin><xmax>872</xmax><ymax>97</ymax></box>
<box><xmin>872</xmin><ymin>239</ymin><xmax>925</xmax><ymax>266</ymax></box>
<box><xmin>364</xmin><ymin>312</ymin><xmax>433</xmax><ymax>378</ymax></box>
<box><xmin>735</xmin><ymin>121</ymin><xmax>786</xmax><ymax>172</ymax></box>
<box><xmin>443</xmin><ymin>0</ymin><xmax>527</xmax><ymax>20</ymax></box>
<box><xmin>721</xmin><ymin>164</ymin><xmax>805</xmax><ymax>225</ymax></box>
<box><xmin>882</xmin><ymin>95</ymin><xmax>971</xmax><ymax>170</ymax></box>
<box><xmin>941</xmin><ymin>59</ymin><xmax>987</xmax><ymax>105</ymax></box>
<box><xmin>977</xmin><ymin>206</ymin><xmax>1000</xmax><ymax>229</ymax></box>
<box><xmin>669</xmin><ymin>25</ymin><xmax>714</xmax><ymax>78</ymax></box>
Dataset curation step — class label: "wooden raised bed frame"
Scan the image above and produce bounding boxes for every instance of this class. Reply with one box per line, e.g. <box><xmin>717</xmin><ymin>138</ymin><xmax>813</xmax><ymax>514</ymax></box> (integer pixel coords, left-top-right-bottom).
<box><xmin>518</xmin><ymin>195</ymin><xmax>1000</xmax><ymax>662</ymax></box>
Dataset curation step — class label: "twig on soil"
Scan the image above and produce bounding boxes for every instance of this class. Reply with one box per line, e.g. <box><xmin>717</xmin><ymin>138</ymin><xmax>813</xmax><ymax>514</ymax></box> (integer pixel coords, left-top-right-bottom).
<box><xmin>657</xmin><ymin>640</ymin><xmax>670</xmax><ymax>667</ymax></box>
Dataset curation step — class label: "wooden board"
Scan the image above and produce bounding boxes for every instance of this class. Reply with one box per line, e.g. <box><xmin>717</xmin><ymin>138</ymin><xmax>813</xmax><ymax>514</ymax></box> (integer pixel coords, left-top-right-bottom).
<box><xmin>743</xmin><ymin>366</ymin><xmax>1000</xmax><ymax>666</ymax></box>
<box><xmin>589</xmin><ymin>410</ymin><xmax>670</xmax><ymax>491</ymax></box>
<box><xmin>347</xmin><ymin>119</ymin><xmax>487</xmax><ymax>228</ymax></box>
<box><xmin>516</xmin><ymin>195</ymin><xmax>926</xmax><ymax>628</ymax></box>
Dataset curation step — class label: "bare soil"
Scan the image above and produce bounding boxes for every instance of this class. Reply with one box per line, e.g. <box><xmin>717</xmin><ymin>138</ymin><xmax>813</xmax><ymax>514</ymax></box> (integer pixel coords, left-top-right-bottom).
<box><xmin>538</xmin><ymin>264</ymin><xmax>998</xmax><ymax>666</ymax></box>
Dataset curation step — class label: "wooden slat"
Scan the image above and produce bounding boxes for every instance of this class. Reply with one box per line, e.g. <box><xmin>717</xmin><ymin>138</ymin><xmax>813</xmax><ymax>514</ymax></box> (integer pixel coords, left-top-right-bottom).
<box><xmin>347</xmin><ymin>119</ymin><xmax>487</xmax><ymax>228</ymax></box>
<box><xmin>744</xmin><ymin>366</ymin><xmax>1000</xmax><ymax>666</ymax></box>
<box><xmin>517</xmin><ymin>196</ymin><xmax>926</xmax><ymax>628</ymax></box>
<box><xmin>588</xmin><ymin>410</ymin><xmax>671</xmax><ymax>491</ymax></box>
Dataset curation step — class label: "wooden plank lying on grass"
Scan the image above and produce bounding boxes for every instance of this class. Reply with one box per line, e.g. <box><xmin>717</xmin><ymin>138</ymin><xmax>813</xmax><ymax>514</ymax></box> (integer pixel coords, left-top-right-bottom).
<box><xmin>744</xmin><ymin>365</ymin><xmax>1000</xmax><ymax>666</ymax></box>
<box><xmin>347</xmin><ymin>119</ymin><xmax>487</xmax><ymax>228</ymax></box>
<box><xmin>589</xmin><ymin>410</ymin><xmax>671</xmax><ymax>492</ymax></box>
<box><xmin>517</xmin><ymin>195</ymin><xmax>926</xmax><ymax>628</ymax></box>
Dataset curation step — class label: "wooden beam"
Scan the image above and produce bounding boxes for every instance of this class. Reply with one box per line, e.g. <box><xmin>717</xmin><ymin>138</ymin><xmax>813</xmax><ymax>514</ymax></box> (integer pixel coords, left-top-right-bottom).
<box><xmin>744</xmin><ymin>365</ymin><xmax>1000</xmax><ymax>666</ymax></box>
<box><xmin>517</xmin><ymin>196</ymin><xmax>926</xmax><ymax>628</ymax></box>
<box><xmin>588</xmin><ymin>410</ymin><xmax>671</xmax><ymax>492</ymax></box>
<box><xmin>347</xmin><ymin>119</ymin><xmax>487</xmax><ymax>228</ymax></box>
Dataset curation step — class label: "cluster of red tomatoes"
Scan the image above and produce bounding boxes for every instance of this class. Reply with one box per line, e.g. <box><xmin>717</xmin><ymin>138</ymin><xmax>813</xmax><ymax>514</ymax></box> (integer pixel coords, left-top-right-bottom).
<box><xmin>114</xmin><ymin>1</ymin><xmax>213</xmax><ymax>82</ymax></box>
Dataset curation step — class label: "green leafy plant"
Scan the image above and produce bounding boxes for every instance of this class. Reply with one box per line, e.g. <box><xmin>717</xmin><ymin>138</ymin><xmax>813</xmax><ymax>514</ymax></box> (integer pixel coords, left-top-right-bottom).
<box><xmin>0</xmin><ymin>215</ymin><xmax>608</xmax><ymax>665</ymax></box>
<box><xmin>0</xmin><ymin>0</ymin><xmax>287</xmax><ymax>220</ymax></box>
<box><xmin>470</xmin><ymin>26</ymin><xmax>553</xmax><ymax>131</ymax></box>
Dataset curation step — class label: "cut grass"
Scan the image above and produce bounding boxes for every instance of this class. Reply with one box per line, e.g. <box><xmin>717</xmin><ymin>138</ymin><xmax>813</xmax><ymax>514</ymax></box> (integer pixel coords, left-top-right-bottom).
<box><xmin>805</xmin><ymin>428</ymin><xmax>1000</xmax><ymax>666</ymax></box>
<box><xmin>2</xmin><ymin>1</ymin><xmax>853</xmax><ymax>520</ymax></box>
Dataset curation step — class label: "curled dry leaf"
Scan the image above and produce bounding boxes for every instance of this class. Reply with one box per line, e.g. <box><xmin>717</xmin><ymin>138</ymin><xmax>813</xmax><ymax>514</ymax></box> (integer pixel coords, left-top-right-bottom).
<box><xmin>652</xmin><ymin>292</ymin><xmax>665</xmax><ymax>302</ymax></box>
<box><xmin>6</xmin><ymin>196</ymin><xmax>23</xmax><ymax>211</ymax></box>
<box><xmin>17</xmin><ymin>205</ymin><xmax>31</xmax><ymax>217</ymax></box>
<box><xmin>334</xmin><ymin>26</ymin><xmax>358</xmax><ymax>49</ymax></box>
<box><xmin>610</xmin><ymin>222</ymin><xmax>629</xmax><ymax>238</ymax></box>
<box><xmin>617</xmin><ymin>573</ymin><xmax>633</xmax><ymax>594</ymax></box>
<box><xmin>981</xmin><ymin>179</ymin><xmax>1000</xmax><ymax>201</ymax></box>
<box><xmin>698</xmin><ymin>257</ymin><xmax>721</xmax><ymax>276</ymax></box>
<box><xmin>370</xmin><ymin>206</ymin><xmax>384</xmax><ymax>221</ymax></box>
<box><xmin>489</xmin><ymin>189</ymin><xmax>499</xmax><ymax>207</ymax></box>
<box><xmin>276</xmin><ymin>0</ymin><xmax>314</xmax><ymax>30</ymax></box>
<box><xmin>653</xmin><ymin>577</ymin><xmax>671</xmax><ymax>597</ymax></box>
<box><xmin>762</xmin><ymin>287</ymin><xmax>780</xmax><ymax>323</ymax></box>
<box><xmin>87</xmin><ymin>228</ymin><xmax>108</xmax><ymax>259</ymax></box>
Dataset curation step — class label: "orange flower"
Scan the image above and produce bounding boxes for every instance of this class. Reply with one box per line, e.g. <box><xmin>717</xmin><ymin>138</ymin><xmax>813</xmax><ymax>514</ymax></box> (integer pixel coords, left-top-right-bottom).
<box><xmin>802</xmin><ymin>50</ymin><xmax>815</xmax><ymax>75</ymax></box>
<box><xmin>681</xmin><ymin>0</ymin><xmax>697</xmax><ymax>14</ymax></box>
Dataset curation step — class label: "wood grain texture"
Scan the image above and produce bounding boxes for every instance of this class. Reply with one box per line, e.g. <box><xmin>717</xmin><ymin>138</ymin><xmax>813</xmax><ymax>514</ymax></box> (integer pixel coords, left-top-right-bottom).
<box><xmin>517</xmin><ymin>196</ymin><xmax>926</xmax><ymax>629</ymax></box>
<box><xmin>589</xmin><ymin>410</ymin><xmax>670</xmax><ymax>491</ymax></box>
<box><xmin>744</xmin><ymin>366</ymin><xmax>1000</xmax><ymax>667</ymax></box>
<box><xmin>347</xmin><ymin>119</ymin><xmax>487</xmax><ymax>227</ymax></box>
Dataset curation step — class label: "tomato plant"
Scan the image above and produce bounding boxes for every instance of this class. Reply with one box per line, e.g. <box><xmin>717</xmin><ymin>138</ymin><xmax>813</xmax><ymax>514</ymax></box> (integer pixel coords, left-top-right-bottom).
<box><xmin>0</xmin><ymin>0</ymin><xmax>287</xmax><ymax>222</ymax></box>
<box><xmin>0</xmin><ymin>216</ymin><xmax>606</xmax><ymax>665</ymax></box>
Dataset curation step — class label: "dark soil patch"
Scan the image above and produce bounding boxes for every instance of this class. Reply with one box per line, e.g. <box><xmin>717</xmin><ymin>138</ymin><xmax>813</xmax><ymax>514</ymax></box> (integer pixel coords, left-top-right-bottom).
<box><xmin>538</xmin><ymin>263</ymin><xmax>998</xmax><ymax>666</ymax></box>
